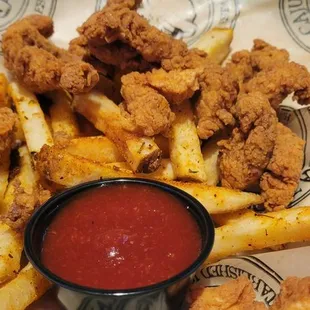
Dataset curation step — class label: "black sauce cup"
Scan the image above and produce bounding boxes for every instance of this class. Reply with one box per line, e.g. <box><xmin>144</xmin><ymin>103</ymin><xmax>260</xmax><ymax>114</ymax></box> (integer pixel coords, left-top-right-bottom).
<box><xmin>24</xmin><ymin>178</ymin><xmax>215</xmax><ymax>310</ymax></box>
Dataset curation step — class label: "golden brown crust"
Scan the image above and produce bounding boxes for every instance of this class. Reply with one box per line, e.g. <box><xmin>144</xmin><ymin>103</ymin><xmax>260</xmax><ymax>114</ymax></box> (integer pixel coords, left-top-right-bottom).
<box><xmin>2</xmin><ymin>15</ymin><xmax>98</xmax><ymax>94</ymax></box>
<box><xmin>218</xmin><ymin>93</ymin><xmax>277</xmax><ymax>190</ymax></box>
<box><xmin>271</xmin><ymin>277</ymin><xmax>310</xmax><ymax>310</ymax></box>
<box><xmin>189</xmin><ymin>276</ymin><xmax>267</xmax><ymax>310</ymax></box>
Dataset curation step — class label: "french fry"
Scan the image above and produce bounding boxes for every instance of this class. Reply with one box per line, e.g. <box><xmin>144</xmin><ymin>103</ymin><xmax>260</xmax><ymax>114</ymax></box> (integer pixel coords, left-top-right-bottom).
<box><xmin>48</xmin><ymin>90</ymin><xmax>80</xmax><ymax>142</ymax></box>
<box><xmin>0</xmin><ymin>223</ymin><xmax>23</xmax><ymax>283</ymax></box>
<box><xmin>36</xmin><ymin>145</ymin><xmax>134</xmax><ymax>187</ymax></box>
<box><xmin>192</xmin><ymin>28</ymin><xmax>233</xmax><ymax>64</ymax></box>
<box><xmin>106</xmin><ymin>159</ymin><xmax>176</xmax><ymax>181</ymax></box>
<box><xmin>62</xmin><ymin>136</ymin><xmax>124</xmax><ymax>163</ymax></box>
<box><xmin>211</xmin><ymin>209</ymin><xmax>252</xmax><ymax>226</ymax></box>
<box><xmin>202</xmin><ymin>138</ymin><xmax>220</xmax><ymax>186</ymax></box>
<box><xmin>1</xmin><ymin>146</ymin><xmax>38</xmax><ymax>229</ymax></box>
<box><xmin>169</xmin><ymin>101</ymin><xmax>206</xmax><ymax>182</ymax></box>
<box><xmin>0</xmin><ymin>151</ymin><xmax>10</xmax><ymax>204</ymax></box>
<box><xmin>0</xmin><ymin>73</ymin><xmax>9</xmax><ymax>107</ymax></box>
<box><xmin>0</xmin><ymin>263</ymin><xmax>51</xmax><ymax>310</ymax></box>
<box><xmin>8</xmin><ymin>82</ymin><xmax>53</xmax><ymax>154</ymax></box>
<box><xmin>166</xmin><ymin>181</ymin><xmax>263</xmax><ymax>215</ymax></box>
<box><xmin>207</xmin><ymin>207</ymin><xmax>310</xmax><ymax>263</ymax></box>
<box><xmin>73</xmin><ymin>91</ymin><xmax>162</xmax><ymax>173</ymax></box>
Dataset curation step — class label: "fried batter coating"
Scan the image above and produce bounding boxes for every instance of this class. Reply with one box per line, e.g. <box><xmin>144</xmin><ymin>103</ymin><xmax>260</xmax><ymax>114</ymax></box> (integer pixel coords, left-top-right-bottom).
<box><xmin>219</xmin><ymin>93</ymin><xmax>277</xmax><ymax>190</ymax></box>
<box><xmin>196</xmin><ymin>62</ymin><xmax>237</xmax><ymax>139</ymax></box>
<box><xmin>271</xmin><ymin>277</ymin><xmax>310</xmax><ymax>310</ymax></box>
<box><xmin>4</xmin><ymin>179</ymin><xmax>38</xmax><ymax>230</ymax></box>
<box><xmin>190</xmin><ymin>276</ymin><xmax>267</xmax><ymax>310</ymax></box>
<box><xmin>146</xmin><ymin>68</ymin><xmax>200</xmax><ymax>104</ymax></box>
<box><xmin>121</xmin><ymin>72</ymin><xmax>175</xmax><ymax>136</ymax></box>
<box><xmin>0</xmin><ymin>107</ymin><xmax>16</xmax><ymax>160</ymax></box>
<box><xmin>106</xmin><ymin>0</ymin><xmax>142</xmax><ymax>9</ymax></box>
<box><xmin>78</xmin><ymin>5</ymin><xmax>190</xmax><ymax>64</ymax></box>
<box><xmin>250</xmin><ymin>39</ymin><xmax>290</xmax><ymax>72</ymax></box>
<box><xmin>245</xmin><ymin>62</ymin><xmax>310</xmax><ymax>108</ymax></box>
<box><xmin>2</xmin><ymin>15</ymin><xmax>98</xmax><ymax>94</ymax></box>
<box><xmin>260</xmin><ymin>123</ymin><xmax>304</xmax><ymax>210</ymax></box>
<box><xmin>121</xmin><ymin>68</ymin><xmax>199</xmax><ymax>135</ymax></box>
<box><xmin>225</xmin><ymin>50</ymin><xmax>253</xmax><ymax>86</ymax></box>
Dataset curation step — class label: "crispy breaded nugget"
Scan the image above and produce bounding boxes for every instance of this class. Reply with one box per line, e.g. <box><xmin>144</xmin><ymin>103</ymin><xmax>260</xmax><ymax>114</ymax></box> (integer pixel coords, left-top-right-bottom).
<box><xmin>121</xmin><ymin>71</ymin><xmax>175</xmax><ymax>136</ymax></box>
<box><xmin>271</xmin><ymin>277</ymin><xmax>310</xmax><ymax>310</ymax></box>
<box><xmin>250</xmin><ymin>39</ymin><xmax>290</xmax><ymax>72</ymax></box>
<box><xmin>218</xmin><ymin>93</ymin><xmax>277</xmax><ymax>190</ymax></box>
<box><xmin>245</xmin><ymin>62</ymin><xmax>310</xmax><ymax>108</ymax></box>
<box><xmin>2</xmin><ymin>15</ymin><xmax>98</xmax><ymax>94</ymax></box>
<box><xmin>121</xmin><ymin>68</ymin><xmax>200</xmax><ymax>136</ymax></box>
<box><xmin>196</xmin><ymin>62</ymin><xmax>237</xmax><ymax>139</ymax></box>
<box><xmin>260</xmin><ymin>122</ymin><xmax>304</xmax><ymax>210</ymax></box>
<box><xmin>190</xmin><ymin>276</ymin><xmax>266</xmax><ymax>310</ymax></box>
<box><xmin>78</xmin><ymin>4</ymin><xmax>195</xmax><ymax>66</ymax></box>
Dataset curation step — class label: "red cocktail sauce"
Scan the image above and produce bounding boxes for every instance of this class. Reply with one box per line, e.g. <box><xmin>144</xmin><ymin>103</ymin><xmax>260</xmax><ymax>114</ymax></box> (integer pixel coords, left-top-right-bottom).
<box><xmin>41</xmin><ymin>183</ymin><xmax>201</xmax><ymax>290</ymax></box>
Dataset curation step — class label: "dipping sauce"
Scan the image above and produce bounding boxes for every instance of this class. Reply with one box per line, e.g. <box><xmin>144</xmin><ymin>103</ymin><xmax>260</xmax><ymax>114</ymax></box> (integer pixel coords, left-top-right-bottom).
<box><xmin>41</xmin><ymin>183</ymin><xmax>201</xmax><ymax>290</ymax></box>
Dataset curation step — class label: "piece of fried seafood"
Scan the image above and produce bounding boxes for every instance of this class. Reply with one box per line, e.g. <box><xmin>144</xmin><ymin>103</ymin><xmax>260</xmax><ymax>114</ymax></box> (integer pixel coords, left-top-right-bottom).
<box><xmin>218</xmin><ymin>92</ymin><xmax>277</xmax><ymax>190</ymax></box>
<box><xmin>189</xmin><ymin>276</ymin><xmax>267</xmax><ymax>310</ymax></box>
<box><xmin>218</xmin><ymin>92</ymin><xmax>304</xmax><ymax>209</ymax></box>
<box><xmin>120</xmin><ymin>69</ymin><xmax>200</xmax><ymax>136</ymax></box>
<box><xmin>2</xmin><ymin>15</ymin><xmax>98</xmax><ymax>94</ymax></box>
<box><xmin>260</xmin><ymin>122</ymin><xmax>305</xmax><ymax>210</ymax></box>
<box><xmin>270</xmin><ymin>277</ymin><xmax>310</xmax><ymax>310</ymax></box>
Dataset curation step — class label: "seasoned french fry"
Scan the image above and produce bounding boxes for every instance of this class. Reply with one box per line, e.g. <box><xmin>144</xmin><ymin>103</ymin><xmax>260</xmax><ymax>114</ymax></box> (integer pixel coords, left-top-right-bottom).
<box><xmin>36</xmin><ymin>145</ymin><xmax>134</xmax><ymax>186</ymax></box>
<box><xmin>0</xmin><ymin>223</ymin><xmax>23</xmax><ymax>283</ymax></box>
<box><xmin>169</xmin><ymin>101</ymin><xmax>206</xmax><ymax>182</ymax></box>
<box><xmin>0</xmin><ymin>73</ymin><xmax>9</xmax><ymax>107</ymax></box>
<box><xmin>8</xmin><ymin>82</ymin><xmax>53</xmax><ymax>154</ymax></box>
<box><xmin>106</xmin><ymin>159</ymin><xmax>176</xmax><ymax>181</ymax></box>
<box><xmin>48</xmin><ymin>90</ymin><xmax>80</xmax><ymax>142</ymax></box>
<box><xmin>192</xmin><ymin>28</ymin><xmax>233</xmax><ymax>64</ymax></box>
<box><xmin>73</xmin><ymin>91</ymin><xmax>162</xmax><ymax>173</ymax></box>
<box><xmin>2</xmin><ymin>146</ymin><xmax>38</xmax><ymax>229</ymax></box>
<box><xmin>63</xmin><ymin>136</ymin><xmax>124</xmax><ymax>163</ymax></box>
<box><xmin>0</xmin><ymin>263</ymin><xmax>51</xmax><ymax>310</ymax></box>
<box><xmin>166</xmin><ymin>181</ymin><xmax>263</xmax><ymax>215</ymax></box>
<box><xmin>211</xmin><ymin>209</ymin><xmax>252</xmax><ymax>226</ymax></box>
<box><xmin>0</xmin><ymin>151</ymin><xmax>10</xmax><ymax>204</ymax></box>
<box><xmin>202</xmin><ymin>138</ymin><xmax>220</xmax><ymax>186</ymax></box>
<box><xmin>207</xmin><ymin>207</ymin><xmax>310</xmax><ymax>263</ymax></box>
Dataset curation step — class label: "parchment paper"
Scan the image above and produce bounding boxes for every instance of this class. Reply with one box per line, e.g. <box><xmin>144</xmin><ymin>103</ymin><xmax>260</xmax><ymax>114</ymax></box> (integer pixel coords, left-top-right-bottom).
<box><xmin>2</xmin><ymin>0</ymin><xmax>310</xmax><ymax>307</ymax></box>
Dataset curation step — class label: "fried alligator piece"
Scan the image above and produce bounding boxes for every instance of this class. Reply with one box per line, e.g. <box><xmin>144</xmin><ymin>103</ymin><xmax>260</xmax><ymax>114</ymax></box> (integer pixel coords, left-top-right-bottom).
<box><xmin>271</xmin><ymin>277</ymin><xmax>310</xmax><ymax>310</ymax></box>
<box><xmin>260</xmin><ymin>123</ymin><xmax>305</xmax><ymax>210</ymax></box>
<box><xmin>196</xmin><ymin>62</ymin><xmax>237</xmax><ymax>139</ymax></box>
<box><xmin>121</xmin><ymin>71</ymin><xmax>175</xmax><ymax>136</ymax></box>
<box><xmin>244</xmin><ymin>61</ymin><xmax>310</xmax><ymax>108</ymax></box>
<box><xmin>189</xmin><ymin>276</ymin><xmax>267</xmax><ymax>310</ymax></box>
<box><xmin>2</xmin><ymin>15</ymin><xmax>98</xmax><ymax>94</ymax></box>
<box><xmin>218</xmin><ymin>92</ymin><xmax>278</xmax><ymax>190</ymax></box>
<box><xmin>120</xmin><ymin>68</ymin><xmax>200</xmax><ymax>136</ymax></box>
